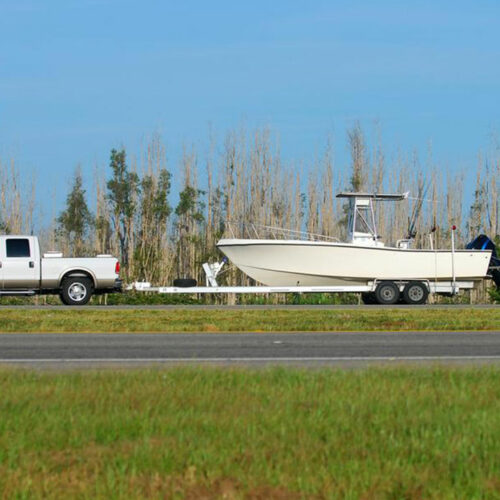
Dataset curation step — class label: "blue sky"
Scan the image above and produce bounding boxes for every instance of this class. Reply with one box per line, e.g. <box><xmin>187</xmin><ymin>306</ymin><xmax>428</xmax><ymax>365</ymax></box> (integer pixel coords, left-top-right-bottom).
<box><xmin>1</xmin><ymin>0</ymin><xmax>499</xmax><ymax>219</ymax></box>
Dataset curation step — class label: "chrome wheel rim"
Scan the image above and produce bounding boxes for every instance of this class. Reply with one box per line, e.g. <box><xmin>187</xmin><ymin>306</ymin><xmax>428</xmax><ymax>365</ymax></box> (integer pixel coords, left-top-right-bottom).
<box><xmin>68</xmin><ymin>282</ymin><xmax>87</xmax><ymax>302</ymax></box>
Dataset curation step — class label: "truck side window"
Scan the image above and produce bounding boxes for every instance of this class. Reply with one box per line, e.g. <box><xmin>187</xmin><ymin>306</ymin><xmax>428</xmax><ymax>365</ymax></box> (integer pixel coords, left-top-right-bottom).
<box><xmin>6</xmin><ymin>239</ymin><xmax>31</xmax><ymax>258</ymax></box>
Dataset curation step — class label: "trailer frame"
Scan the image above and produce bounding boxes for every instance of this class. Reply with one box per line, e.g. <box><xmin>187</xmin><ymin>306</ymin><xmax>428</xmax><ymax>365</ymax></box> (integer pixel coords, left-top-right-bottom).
<box><xmin>127</xmin><ymin>260</ymin><xmax>476</xmax><ymax>304</ymax></box>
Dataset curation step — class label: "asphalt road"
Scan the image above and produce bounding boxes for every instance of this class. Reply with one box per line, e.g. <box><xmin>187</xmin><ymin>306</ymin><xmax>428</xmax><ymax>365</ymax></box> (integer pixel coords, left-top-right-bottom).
<box><xmin>1</xmin><ymin>331</ymin><xmax>500</xmax><ymax>367</ymax></box>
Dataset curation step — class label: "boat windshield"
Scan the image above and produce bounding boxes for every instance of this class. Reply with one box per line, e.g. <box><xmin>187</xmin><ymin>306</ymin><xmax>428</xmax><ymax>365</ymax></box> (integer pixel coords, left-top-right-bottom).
<box><xmin>354</xmin><ymin>207</ymin><xmax>373</xmax><ymax>234</ymax></box>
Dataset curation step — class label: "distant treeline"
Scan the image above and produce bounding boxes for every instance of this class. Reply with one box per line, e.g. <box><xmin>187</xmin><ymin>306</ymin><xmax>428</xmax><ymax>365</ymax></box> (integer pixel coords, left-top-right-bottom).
<box><xmin>0</xmin><ymin>124</ymin><xmax>498</xmax><ymax>287</ymax></box>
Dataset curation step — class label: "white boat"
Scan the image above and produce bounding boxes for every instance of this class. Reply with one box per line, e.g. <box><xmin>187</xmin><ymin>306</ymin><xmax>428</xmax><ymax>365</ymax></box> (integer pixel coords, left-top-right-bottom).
<box><xmin>217</xmin><ymin>192</ymin><xmax>492</xmax><ymax>287</ymax></box>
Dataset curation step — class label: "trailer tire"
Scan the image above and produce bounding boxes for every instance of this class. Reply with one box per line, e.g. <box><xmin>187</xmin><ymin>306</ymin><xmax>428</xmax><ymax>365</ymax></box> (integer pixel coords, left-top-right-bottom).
<box><xmin>375</xmin><ymin>281</ymin><xmax>400</xmax><ymax>305</ymax></box>
<box><xmin>173</xmin><ymin>278</ymin><xmax>197</xmax><ymax>288</ymax></box>
<box><xmin>60</xmin><ymin>277</ymin><xmax>93</xmax><ymax>306</ymax></box>
<box><xmin>402</xmin><ymin>281</ymin><xmax>428</xmax><ymax>305</ymax></box>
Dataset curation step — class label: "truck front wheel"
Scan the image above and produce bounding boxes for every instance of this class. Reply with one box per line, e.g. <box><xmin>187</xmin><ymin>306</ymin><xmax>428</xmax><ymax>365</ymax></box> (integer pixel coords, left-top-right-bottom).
<box><xmin>60</xmin><ymin>277</ymin><xmax>93</xmax><ymax>306</ymax></box>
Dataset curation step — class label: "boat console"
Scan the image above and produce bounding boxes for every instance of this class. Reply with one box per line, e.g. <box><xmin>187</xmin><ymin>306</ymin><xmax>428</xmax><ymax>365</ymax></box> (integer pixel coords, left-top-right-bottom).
<box><xmin>336</xmin><ymin>191</ymin><xmax>409</xmax><ymax>247</ymax></box>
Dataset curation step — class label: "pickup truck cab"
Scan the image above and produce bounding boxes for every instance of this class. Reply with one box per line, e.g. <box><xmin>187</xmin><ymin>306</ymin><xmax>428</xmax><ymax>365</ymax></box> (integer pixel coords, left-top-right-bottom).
<box><xmin>0</xmin><ymin>236</ymin><xmax>122</xmax><ymax>305</ymax></box>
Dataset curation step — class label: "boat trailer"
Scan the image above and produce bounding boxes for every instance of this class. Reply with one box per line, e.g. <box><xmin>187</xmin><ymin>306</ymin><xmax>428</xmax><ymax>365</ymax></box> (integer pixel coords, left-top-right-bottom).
<box><xmin>127</xmin><ymin>260</ymin><xmax>477</xmax><ymax>305</ymax></box>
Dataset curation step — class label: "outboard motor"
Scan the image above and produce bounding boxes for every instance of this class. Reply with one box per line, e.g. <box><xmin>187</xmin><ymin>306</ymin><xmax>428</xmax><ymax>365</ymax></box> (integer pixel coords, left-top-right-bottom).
<box><xmin>467</xmin><ymin>235</ymin><xmax>500</xmax><ymax>288</ymax></box>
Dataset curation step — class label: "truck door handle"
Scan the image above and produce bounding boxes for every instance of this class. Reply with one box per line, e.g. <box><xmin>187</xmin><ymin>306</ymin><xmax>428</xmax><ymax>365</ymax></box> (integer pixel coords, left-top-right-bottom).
<box><xmin>29</xmin><ymin>261</ymin><xmax>35</xmax><ymax>268</ymax></box>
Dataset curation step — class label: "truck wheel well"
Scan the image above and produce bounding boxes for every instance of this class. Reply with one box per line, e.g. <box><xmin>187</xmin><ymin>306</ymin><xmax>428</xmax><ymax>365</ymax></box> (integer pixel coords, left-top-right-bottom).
<box><xmin>60</xmin><ymin>271</ymin><xmax>95</xmax><ymax>289</ymax></box>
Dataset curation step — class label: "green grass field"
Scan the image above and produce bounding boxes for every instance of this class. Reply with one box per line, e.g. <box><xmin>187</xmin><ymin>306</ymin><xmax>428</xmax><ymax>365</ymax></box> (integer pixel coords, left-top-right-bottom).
<box><xmin>0</xmin><ymin>307</ymin><xmax>498</xmax><ymax>333</ymax></box>
<box><xmin>1</xmin><ymin>367</ymin><xmax>499</xmax><ymax>499</ymax></box>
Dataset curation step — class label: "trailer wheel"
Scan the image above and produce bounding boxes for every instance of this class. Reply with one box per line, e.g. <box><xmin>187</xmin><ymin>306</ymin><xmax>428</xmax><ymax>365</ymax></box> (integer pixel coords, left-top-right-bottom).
<box><xmin>60</xmin><ymin>277</ymin><xmax>93</xmax><ymax>306</ymax></box>
<box><xmin>402</xmin><ymin>281</ymin><xmax>428</xmax><ymax>305</ymax></box>
<box><xmin>374</xmin><ymin>281</ymin><xmax>400</xmax><ymax>305</ymax></box>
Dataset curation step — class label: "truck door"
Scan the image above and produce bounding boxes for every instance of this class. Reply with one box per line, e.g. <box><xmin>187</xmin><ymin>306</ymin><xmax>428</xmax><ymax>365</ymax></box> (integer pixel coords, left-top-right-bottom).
<box><xmin>1</xmin><ymin>237</ymin><xmax>38</xmax><ymax>289</ymax></box>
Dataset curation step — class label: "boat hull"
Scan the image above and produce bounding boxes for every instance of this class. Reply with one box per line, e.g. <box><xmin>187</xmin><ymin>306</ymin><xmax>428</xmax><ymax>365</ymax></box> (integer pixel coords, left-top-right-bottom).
<box><xmin>216</xmin><ymin>239</ymin><xmax>492</xmax><ymax>286</ymax></box>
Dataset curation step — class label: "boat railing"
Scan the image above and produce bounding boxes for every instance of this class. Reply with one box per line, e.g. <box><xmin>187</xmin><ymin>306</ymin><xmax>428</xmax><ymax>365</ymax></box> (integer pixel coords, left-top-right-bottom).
<box><xmin>225</xmin><ymin>220</ymin><xmax>340</xmax><ymax>242</ymax></box>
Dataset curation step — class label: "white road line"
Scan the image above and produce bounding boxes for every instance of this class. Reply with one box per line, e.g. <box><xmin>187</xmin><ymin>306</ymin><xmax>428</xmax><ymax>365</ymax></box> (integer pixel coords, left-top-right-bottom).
<box><xmin>1</xmin><ymin>356</ymin><xmax>500</xmax><ymax>362</ymax></box>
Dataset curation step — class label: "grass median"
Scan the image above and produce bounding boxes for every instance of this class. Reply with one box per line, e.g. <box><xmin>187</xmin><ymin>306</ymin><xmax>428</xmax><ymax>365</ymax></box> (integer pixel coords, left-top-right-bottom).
<box><xmin>1</xmin><ymin>366</ymin><xmax>499</xmax><ymax>498</ymax></box>
<box><xmin>0</xmin><ymin>307</ymin><xmax>498</xmax><ymax>333</ymax></box>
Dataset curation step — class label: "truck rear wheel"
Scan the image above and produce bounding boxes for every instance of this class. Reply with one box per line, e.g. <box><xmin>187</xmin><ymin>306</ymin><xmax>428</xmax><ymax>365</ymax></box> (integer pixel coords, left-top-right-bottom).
<box><xmin>60</xmin><ymin>277</ymin><xmax>93</xmax><ymax>306</ymax></box>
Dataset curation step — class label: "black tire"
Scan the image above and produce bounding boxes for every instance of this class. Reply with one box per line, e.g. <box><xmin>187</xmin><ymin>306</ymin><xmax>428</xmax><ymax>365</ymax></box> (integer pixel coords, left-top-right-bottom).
<box><xmin>361</xmin><ymin>292</ymin><xmax>377</xmax><ymax>305</ymax></box>
<box><xmin>173</xmin><ymin>278</ymin><xmax>197</xmax><ymax>288</ymax></box>
<box><xmin>402</xmin><ymin>281</ymin><xmax>429</xmax><ymax>305</ymax></box>
<box><xmin>374</xmin><ymin>281</ymin><xmax>400</xmax><ymax>305</ymax></box>
<box><xmin>60</xmin><ymin>277</ymin><xmax>93</xmax><ymax>306</ymax></box>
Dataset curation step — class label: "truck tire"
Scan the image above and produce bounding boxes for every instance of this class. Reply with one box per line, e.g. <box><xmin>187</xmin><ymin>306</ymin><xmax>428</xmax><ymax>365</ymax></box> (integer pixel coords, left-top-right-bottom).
<box><xmin>60</xmin><ymin>277</ymin><xmax>93</xmax><ymax>306</ymax></box>
<box><xmin>402</xmin><ymin>281</ymin><xmax>428</xmax><ymax>305</ymax></box>
<box><xmin>374</xmin><ymin>281</ymin><xmax>400</xmax><ymax>305</ymax></box>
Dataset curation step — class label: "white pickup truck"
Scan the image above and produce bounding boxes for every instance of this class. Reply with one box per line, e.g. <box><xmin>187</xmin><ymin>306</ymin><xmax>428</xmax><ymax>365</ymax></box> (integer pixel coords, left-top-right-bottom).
<box><xmin>0</xmin><ymin>235</ymin><xmax>122</xmax><ymax>305</ymax></box>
